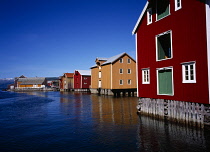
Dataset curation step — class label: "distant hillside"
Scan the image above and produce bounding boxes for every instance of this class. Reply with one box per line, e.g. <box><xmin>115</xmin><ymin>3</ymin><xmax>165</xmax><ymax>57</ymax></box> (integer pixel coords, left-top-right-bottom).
<box><xmin>0</xmin><ymin>79</ymin><xmax>14</xmax><ymax>90</ymax></box>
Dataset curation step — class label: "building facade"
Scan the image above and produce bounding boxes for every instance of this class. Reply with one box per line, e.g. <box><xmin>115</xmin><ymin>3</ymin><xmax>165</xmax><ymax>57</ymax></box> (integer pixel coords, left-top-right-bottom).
<box><xmin>59</xmin><ymin>73</ymin><xmax>74</xmax><ymax>91</ymax></box>
<box><xmin>133</xmin><ymin>0</ymin><xmax>210</xmax><ymax>124</ymax></box>
<box><xmin>73</xmin><ymin>70</ymin><xmax>91</xmax><ymax>91</ymax></box>
<box><xmin>16</xmin><ymin>77</ymin><xmax>47</xmax><ymax>89</ymax></box>
<box><xmin>90</xmin><ymin>52</ymin><xmax>137</xmax><ymax>96</ymax></box>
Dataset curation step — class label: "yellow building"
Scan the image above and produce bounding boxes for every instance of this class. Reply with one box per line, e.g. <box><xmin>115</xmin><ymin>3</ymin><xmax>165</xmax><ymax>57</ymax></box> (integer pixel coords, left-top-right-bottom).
<box><xmin>90</xmin><ymin>52</ymin><xmax>137</xmax><ymax>96</ymax></box>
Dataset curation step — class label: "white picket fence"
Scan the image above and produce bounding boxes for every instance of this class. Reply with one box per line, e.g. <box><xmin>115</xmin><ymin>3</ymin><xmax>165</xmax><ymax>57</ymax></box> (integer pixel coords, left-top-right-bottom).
<box><xmin>137</xmin><ymin>98</ymin><xmax>210</xmax><ymax>127</ymax></box>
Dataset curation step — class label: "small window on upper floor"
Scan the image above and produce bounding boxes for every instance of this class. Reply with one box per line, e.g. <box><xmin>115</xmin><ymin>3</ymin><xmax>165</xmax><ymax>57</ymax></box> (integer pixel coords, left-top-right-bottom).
<box><xmin>128</xmin><ymin>69</ymin><xmax>131</xmax><ymax>74</ymax></box>
<box><xmin>147</xmin><ymin>8</ymin><xmax>152</xmax><ymax>25</ymax></box>
<box><xmin>157</xmin><ymin>0</ymin><xmax>170</xmax><ymax>21</ymax></box>
<box><xmin>128</xmin><ymin>79</ymin><xmax>131</xmax><ymax>85</ymax></box>
<box><xmin>119</xmin><ymin>79</ymin><xmax>123</xmax><ymax>85</ymax></box>
<box><xmin>119</xmin><ymin>69</ymin><xmax>123</xmax><ymax>74</ymax></box>
<box><xmin>175</xmin><ymin>0</ymin><xmax>182</xmax><ymax>11</ymax></box>
<box><xmin>99</xmin><ymin>71</ymin><xmax>101</xmax><ymax>78</ymax></box>
<box><xmin>119</xmin><ymin>58</ymin><xmax>123</xmax><ymax>63</ymax></box>
<box><xmin>127</xmin><ymin>58</ymin><xmax>131</xmax><ymax>64</ymax></box>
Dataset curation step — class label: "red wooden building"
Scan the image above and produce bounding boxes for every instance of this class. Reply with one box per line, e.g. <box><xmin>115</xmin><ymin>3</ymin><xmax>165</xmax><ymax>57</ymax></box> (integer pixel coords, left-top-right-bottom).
<box><xmin>133</xmin><ymin>0</ymin><xmax>210</xmax><ymax>105</ymax></box>
<box><xmin>73</xmin><ymin>70</ymin><xmax>91</xmax><ymax>91</ymax></box>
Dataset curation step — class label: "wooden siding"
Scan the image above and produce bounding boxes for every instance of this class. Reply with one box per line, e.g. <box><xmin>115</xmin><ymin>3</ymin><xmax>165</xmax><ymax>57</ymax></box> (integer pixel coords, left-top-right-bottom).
<box><xmin>19</xmin><ymin>84</ymin><xmax>33</xmax><ymax>88</ymax></box>
<box><xmin>91</xmin><ymin>67</ymin><xmax>99</xmax><ymax>89</ymax></box>
<box><xmin>74</xmin><ymin>72</ymin><xmax>81</xmax><ymax>89</ymax></box>
<box><xmin>112</xmin><ymin>55</ymin><xmax>136</xmax><ymax>89</ymax></box>
<box><xmin>101</xmin><ymin>64</ymin><xmax>111</xmax><ymax>89</ymax></box>
<box><xmin>81</xmin><ymin>76</ymin><xmax>91</xmax><ymax>88</ymax></box>
<box><xmin>63</xmin><ymin>77</ymin><xmax>74</xmax><ymax>89</ymax></box>
<box><xmin>135</xmin><ymin>0</ymin><xmax>209</xmax><ymax>104</ymax></box>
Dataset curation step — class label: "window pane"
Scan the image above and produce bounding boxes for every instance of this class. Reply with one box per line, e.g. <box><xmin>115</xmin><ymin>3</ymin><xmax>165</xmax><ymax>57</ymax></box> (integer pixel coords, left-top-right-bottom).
<box><xmin>191</xmin><ymin>75</ymin><xmax>194</xmax><ymax>80</ymax></box>
<box><xmin>157</xmin><ymin>0</ymin><xmax>170</xmax><ymax>20</ymax></box>
<box><xmin>157</xmin><ymin>33</ymin><xmax>171</xmax><ymax>60</ymax></box>
<box><xmin>183</xmin><ymin>63</ymin><xmax>196</xmax><ymax>82</ymax></box>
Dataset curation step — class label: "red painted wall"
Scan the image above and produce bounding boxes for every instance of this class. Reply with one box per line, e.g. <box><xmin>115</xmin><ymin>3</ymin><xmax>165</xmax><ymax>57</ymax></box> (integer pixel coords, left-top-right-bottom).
<box><xmin>81</xmin><ymin>76</ymin><xmax>91</xmax><ymax>89</ymax></box>
<box><xmin>74</xmin><ymin>71</ymin><xmax>91</xmax><ymax>89</ymax></box>
<box><xmin>136</xmin><ymin>0</ymin><xmax>209</xmax><ymax>104</ymax></box>
<box><xmin>74</xmin><ymin>71</ymin><xmax>81</xmax><ymax>89</ymax></box>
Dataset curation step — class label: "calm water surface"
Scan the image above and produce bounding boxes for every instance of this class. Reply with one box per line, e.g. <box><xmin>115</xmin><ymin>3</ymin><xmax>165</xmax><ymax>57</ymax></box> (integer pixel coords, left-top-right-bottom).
<box><xmin>0</xmin><ymin>91</ymin><xmax>210</xmax><ymax>152</ymax></box>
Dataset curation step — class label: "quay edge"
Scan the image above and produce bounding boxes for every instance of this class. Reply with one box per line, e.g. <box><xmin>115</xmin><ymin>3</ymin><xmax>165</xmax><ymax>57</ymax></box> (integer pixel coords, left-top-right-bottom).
<box><xmin>137</xmin><ymin>98</ymin><xmax>210</xmax><ymax>127</ymax></box>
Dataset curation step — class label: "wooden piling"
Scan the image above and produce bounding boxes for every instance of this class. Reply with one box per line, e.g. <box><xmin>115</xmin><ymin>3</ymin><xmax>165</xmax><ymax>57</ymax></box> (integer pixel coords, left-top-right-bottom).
<box><xmin>137</xmin><ymin>98</ymin><xmax>210</xmax><ymax>127</ymax></box>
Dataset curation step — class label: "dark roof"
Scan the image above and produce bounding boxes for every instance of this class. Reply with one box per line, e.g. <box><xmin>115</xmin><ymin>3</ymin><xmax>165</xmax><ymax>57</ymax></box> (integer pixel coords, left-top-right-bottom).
<box><xmin>18</xmin><ymin>77</ymin><xmax>46</xmax><ymax>85</ymax></box>
<box><xmin>45</xmin><ymin>77</ymin><xmax>59</xmax><ymax>81</ymax></box>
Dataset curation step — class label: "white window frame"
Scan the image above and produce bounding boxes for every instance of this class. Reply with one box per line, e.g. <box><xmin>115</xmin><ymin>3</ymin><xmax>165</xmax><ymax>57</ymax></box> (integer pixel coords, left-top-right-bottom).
<box><xmin>147</xmin><ymin>8</ymin><xmax>152</xmax><ymax>25</ymax></box>
<box><xmin>127</xmin><ymin>69</ymin><xmax>131</xmax><ymax>74</ymax></box>
<box><xmin>99</xmin><ymin>71</ymin><xmax>101</xmax><ymax>78</ymax></box>
<box><xmin>175</xmin><ymin>0</ymin><xmax>182</xmax><ymax>11</ymax></box>
<box><xmin>181</xmin><ymin>61</ymin><xmax>196</xmax><ymax>83</ymax></box>
<box><xmin>119</xmin><ymin>58</ymin><xmax>123</xmax><ymax>63</ymax></box>
<box><xmin>128</xmin><ymin>79</ymin><xmax>131</xmax><ymax>85</ymax></box>
<box><xmin>142</xmin><ymin>68</ymin><xmax>150</xmax><ymax>84</ymax></box>
<box><xmin>98</xmin><ymin>80</ymin><xmax>101</xmax><ymax>88</ymax></box>
<box><xmin>120</xmin><ymin>79</ymin><xmax>123</xmax><ymax>85</ymax></box>
<box><xmin>127</xmin><ymin>58</ymin><xmax>131</xmax><ymax>64</ymax></box>
<box><xmin>156</xmin><ymin>30</ymin><xmax>173</xmax><ymax>61</ymax></box>
<box><xmin>119</xmin><ymin>68</ymin><xmax>123</xmax><ymax>74</ymax></box>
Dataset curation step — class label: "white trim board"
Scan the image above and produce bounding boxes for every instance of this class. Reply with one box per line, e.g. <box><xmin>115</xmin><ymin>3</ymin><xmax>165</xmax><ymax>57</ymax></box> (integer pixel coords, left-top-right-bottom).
<box><xmin>135</xmin><ymin>34</ymin><xmax>139</xmax><ymax>97</ymax></box>
<box><xmin>206</xmin><ymin>0</ymin><xmax>210</xmax><ymax>104</ymax></box>
<box><xmin>132</xmin><ymin>2</ymin><xmax>149</xmax><ymax>35</ymax></box>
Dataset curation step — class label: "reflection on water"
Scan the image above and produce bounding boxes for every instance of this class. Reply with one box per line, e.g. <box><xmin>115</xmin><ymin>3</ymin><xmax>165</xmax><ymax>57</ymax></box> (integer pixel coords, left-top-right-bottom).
<box><xmin>91</xmin><ymin>95</ymin><xmax>139</xmax><ymax>125</ymax></box>
<box><xmin>137</xmin><ymin>115</ymin><xmax>210</xmax><ymax>152</ymax></box>
<box><xmin>1</xmin><ymin>91</ymin><xmax>210</xmax><ymax>152</ymax></box>
<box><xmin>59</xmin><ymin>92</ymin><xmax>139</xmax><ymax>125</ymax></box>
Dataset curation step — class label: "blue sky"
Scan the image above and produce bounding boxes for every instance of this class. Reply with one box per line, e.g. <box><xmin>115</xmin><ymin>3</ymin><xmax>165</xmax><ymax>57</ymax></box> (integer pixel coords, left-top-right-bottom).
<box><xmin>0</xmin><ymin>0</ymin><xmax>145</xmax><ymax>78</ymax></box>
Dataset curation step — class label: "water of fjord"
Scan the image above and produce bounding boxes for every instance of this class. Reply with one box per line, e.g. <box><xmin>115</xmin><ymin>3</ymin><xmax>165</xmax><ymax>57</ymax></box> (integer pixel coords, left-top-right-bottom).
<box><xmin>0</xmin><ymin>91</ymin><xmax>209</xmax><ymax>152</ymax></box>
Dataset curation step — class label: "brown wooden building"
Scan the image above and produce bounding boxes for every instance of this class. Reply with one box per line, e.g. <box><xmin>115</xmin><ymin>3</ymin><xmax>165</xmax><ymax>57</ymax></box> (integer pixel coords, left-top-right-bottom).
<box><xmin>59</xmin><ymin>73</ymin><xmax>74</xmax><ymax>91</ymax></box>
<box><xmin>90</xmin><ymin>52</ymin><xmax>137</xmax><ymax>96</ymax></box>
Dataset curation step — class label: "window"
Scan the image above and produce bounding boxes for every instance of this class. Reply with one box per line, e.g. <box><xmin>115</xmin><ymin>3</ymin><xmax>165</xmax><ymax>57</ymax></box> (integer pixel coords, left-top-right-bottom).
<box><xmin>157</xmin><ymin>0</ymin><xmax>170</xmax><ymax>20</ymax></box>
<box><xmin>127</xmin><ymin>58</ymin><xmax>131</xmax><ymax>63</ymax></box>
<box><xmin>156</xmin><ymin>31</ymin><xmax>172</xmax><ymax>61</ymax></box>
<box><xmin>119</xmin><ymin>58</ymin><xmax>123</xmax><ymax>63</ymax></box>
<box><xmin>157</xmin><ymin>67</ymin><xmax>173</xmax><ymax>95</ymax></box>
<box><xmin>142</xmin><ymin>69</ymin><xmax>150</xmax><ymax>84</ymax></box>
<box><xmin>119</xmin><ymin>69</ymin><xmax>123</xmax><ymax>74</ymax></box>
<box><xmin>98</xmin><ymin>80</ymin><xmax>101</xmax><ymax>88</ymax></box>
<box><xmin>120</xmin><ymin>80</ymin><xmax>123</xmax><ymax>85</ymax></box>
<box><xmin>175</xmin><ymin>0</ymin><xmax>182</xmax><ymax>11</ymax></box>
<box><xmin>99</xmin><ymin>71</ymin><xmax>101</xmax><ymax>78</ymax></box>
<box><xmin>128</xmin><ymin>79</ymin><xmax>131</xmax><ymax>85</ymax></box>
<box><xmin>128</xmin><ymin>69</ymin><xmax>131</xmax><ymax>74</ymax></box>
<box><xmin>147</xmin><ymin>8</ymin><xmax>152</xmax><ymax>25</ymax></box>
<box><xmin>182</xmin><ymin>62</ymin><xmax>196</xmax><ymax>83</ymax></box>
